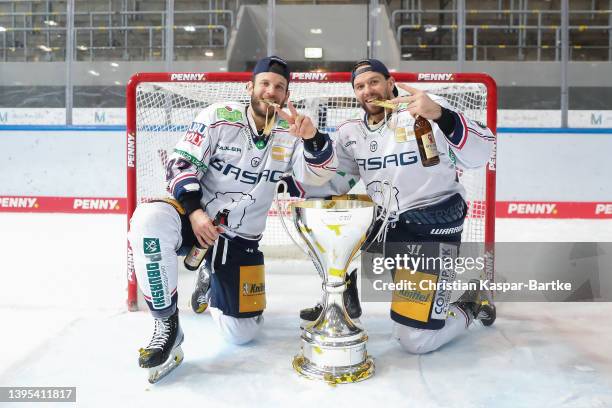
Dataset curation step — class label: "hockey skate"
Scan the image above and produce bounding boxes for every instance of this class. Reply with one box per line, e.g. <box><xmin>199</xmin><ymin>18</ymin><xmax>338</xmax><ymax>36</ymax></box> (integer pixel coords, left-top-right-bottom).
<box><xmin>300</xmin><ymin>269</ymin><xmax>362</xmax><ymax>321</ymax></box>
<box><xmin>138</xmin><ymin>309</ymin><xmax>184</xmax><ymax>384</ymax></box>
<box><xmin>190</xmin><ymin>263</ymin><xmax>211</xmax><ymax>314</ymax></box>
<box><xmin>455</xmin><ymin>279</ymin><xmax>496</xmax><ymax>327</ymax></box>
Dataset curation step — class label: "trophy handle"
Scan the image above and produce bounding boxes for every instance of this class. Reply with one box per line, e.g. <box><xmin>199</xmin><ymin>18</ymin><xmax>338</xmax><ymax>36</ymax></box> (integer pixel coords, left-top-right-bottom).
<box><xmin>275</xmin><ymin>179</ymin><xmax>394</xmax><ymax>272</ymax></box>
<box><xmin>275</xmin><ymin>180</ymin><xmax>325</xmax><ymax>277</ymax></box>
<box><xmin>275</xmin><ymin>180</ymin><xmax>309</xmax><ymax>256</ymax></box>
<box><xmin>350</xmin><ymin>179</ymin><xmax>395</xmax><ymax>263</ymax></box>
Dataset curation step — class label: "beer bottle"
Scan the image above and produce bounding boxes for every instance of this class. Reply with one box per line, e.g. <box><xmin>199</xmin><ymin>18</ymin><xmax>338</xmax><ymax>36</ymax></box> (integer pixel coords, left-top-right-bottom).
<box><xmin>184</xmin><ymin>209</ymin><xmax>229</xmax><ymax>271</ymax></box>
<box><xmin>414</xmin><ymin>115</ymin><xmax>440</xmax><ymax>167</ymax></box>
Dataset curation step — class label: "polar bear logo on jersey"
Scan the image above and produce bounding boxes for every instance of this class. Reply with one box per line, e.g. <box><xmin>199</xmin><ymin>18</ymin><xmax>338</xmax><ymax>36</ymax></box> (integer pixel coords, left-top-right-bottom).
<box><xmin>366</xmin><ymin>181</ymin><xmax>400</xmax><ymax>215</ymax></box>
<box><xmin>205</xmin><ymin>192</ymin><xmax>256</xmax><ymax>229</ymax></box>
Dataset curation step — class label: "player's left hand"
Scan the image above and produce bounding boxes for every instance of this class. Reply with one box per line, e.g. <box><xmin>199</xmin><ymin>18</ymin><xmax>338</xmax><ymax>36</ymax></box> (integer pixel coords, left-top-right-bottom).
<box><xmin>275</xmin><ymin>100</ymin><xmax>317</xmax><ymax>140</ymax></box>
<box><xmin>389</xmin><ymin>83</ymin><xmax>442</xmax><ymax>120</ymax></box>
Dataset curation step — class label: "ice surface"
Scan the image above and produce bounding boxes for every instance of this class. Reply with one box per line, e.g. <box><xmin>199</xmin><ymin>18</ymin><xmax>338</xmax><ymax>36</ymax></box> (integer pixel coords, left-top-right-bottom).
<box><xmin>1</xmin><ymin>214</ymin><xmax>612</xmax><ymax>408</ymax></box>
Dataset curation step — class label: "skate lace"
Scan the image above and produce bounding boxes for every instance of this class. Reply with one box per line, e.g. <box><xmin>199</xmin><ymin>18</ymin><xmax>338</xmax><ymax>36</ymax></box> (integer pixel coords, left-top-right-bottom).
<box><xmin>195</xmin><ymin>269</ymin><xmax>210</xmax><ymax>303</ymax></box>
<box><xmin>197</xmin><ymin>266</ymin><xmax>210</xmax><ymax>286</ymax></box>
<box><xmin>147</xmin><ymin>318</ymin><xmax>171</xmax><ymax>350</ymax></box>
<box><xmin>199</xmin><ymin>274</ymin><xmax>209</xmax><ymax>286</ymax></box>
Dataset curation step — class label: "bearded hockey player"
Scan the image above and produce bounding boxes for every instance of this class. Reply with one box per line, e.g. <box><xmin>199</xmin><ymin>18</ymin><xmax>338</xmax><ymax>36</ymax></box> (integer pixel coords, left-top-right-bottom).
<box><xmin>127</xmin><ymin>56</ymin><xmax>337</xmax><ymax>383</ymax></box>
<box><xmin>287</xmin><ymin>58</ymin><xmax>496</xmax><ymax>354</ymax></box>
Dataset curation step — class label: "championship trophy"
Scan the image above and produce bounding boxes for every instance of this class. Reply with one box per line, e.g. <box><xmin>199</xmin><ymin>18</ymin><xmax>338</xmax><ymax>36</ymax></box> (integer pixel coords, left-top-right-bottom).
<box><xmin>289</xmin><ymin>199</ymin><xmax>376</xmax><ymax>384</ymax></box>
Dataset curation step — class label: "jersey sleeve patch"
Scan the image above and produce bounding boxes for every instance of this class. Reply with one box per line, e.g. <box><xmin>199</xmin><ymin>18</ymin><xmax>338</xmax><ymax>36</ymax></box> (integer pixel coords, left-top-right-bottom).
<box><xmin>184</xmin><ymin>122</ymin><xmax>207</xmax><ymax>146</ymax></box>
<box><xmin>173</xmin><ymin>148</ymin><xmax>208</xmax><ymax>171</ymax></box>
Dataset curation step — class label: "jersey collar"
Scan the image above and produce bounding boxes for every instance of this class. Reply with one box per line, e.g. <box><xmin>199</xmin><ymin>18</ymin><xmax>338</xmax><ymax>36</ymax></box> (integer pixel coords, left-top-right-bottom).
<box><xmin>362</xmin><ymin>111</ymin><xmax>393</xmax><ymax>134</ymax></box>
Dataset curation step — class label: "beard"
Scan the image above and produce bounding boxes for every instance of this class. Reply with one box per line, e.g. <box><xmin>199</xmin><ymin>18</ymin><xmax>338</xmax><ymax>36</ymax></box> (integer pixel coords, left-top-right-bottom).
<box><xmin>359</xmin><ymin>88</ymin><xmax>393</xmax><ymax>116</ymax></box>
<box><xmin>361</xmin><ymin>103</ymin><xmax>385</xmax><ymax>116</ymax></box>
<box><xmin>250</xmin><ymin>95</ymin><xmax>281</xmax><ymax>119</ymax></box>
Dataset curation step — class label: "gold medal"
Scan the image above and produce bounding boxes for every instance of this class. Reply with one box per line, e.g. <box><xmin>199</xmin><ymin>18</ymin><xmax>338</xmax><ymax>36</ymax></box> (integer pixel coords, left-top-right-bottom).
<box><xmin>263</xmin><ymin>111</ymin><xmax>276</xmax><ymax>136</ymax></box>
<box><xmin>261</xmin><ymin>99</ymin><xmax>280</xmax><ymax>136</ymax></box>
<box><xmin>370</xmin><ymin>99</ymin><xmax>397</xmax><ymax>110</ymax></box>
<box><xmin>263</xmin><ymin>99</ymin><xmax>280</xmax><ymax>109</ymax></box>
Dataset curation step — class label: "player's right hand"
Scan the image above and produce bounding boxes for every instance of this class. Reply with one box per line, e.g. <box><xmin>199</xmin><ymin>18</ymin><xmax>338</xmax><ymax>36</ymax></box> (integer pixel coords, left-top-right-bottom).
<box><xmin>275</xmin><ymin>100</ymin><xmax>317</xmax><ymax>140</ymax></box>
<box><xmin>189</xmin><ymin>209</ymin><xmax>223</xmax><ymax>247</ymax></box>
<box><xmin>389</xmin><ymin>83</ymin><xmax>442</xmax><ymax>120</ymax></box>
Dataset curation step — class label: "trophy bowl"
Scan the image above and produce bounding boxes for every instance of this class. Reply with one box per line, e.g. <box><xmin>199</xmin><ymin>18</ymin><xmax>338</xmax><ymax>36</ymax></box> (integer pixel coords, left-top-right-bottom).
<box><xmin>289</xmin><ymin>199</ymin><xmax>376</xmax><ymax>384</ymax></box>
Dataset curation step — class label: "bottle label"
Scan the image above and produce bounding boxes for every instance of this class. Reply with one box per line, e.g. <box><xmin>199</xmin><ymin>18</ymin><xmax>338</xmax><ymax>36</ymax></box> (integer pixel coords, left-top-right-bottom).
<box><xmin>422</xmin><ymin>131</ymin><xmax>439</xmax><ymax>159</ymax></box>
<box><xmin>184</xmin><ymin>245</ymin><xmax>208</xmax><ymax>269</ymax></box>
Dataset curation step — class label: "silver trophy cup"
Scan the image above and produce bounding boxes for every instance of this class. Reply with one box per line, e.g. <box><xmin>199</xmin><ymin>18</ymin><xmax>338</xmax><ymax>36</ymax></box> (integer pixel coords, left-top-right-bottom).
<box><xmin>290</xmin><ymin>199</ymin><xmax>376</xmax><ymax>384</ymax></box>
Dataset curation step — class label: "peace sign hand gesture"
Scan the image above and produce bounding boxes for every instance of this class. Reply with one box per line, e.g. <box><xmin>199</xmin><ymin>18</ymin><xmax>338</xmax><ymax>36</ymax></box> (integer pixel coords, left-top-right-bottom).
<box><xmin>389</xmin><ymin>83</ymin><xmax>443</xmax><ymax>120</ymax></box>
<box><xmin>275</xmin><ymin>100</ymin><xmax>317</xmax><ymax>140</ymax></box>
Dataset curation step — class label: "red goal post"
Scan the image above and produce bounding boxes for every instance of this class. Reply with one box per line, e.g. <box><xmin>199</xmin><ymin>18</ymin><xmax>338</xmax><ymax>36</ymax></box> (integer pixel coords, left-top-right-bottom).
<box><xmin>126</xmin><ymin>71</ymin><xmax>497</xmax><ymax>311</ymax></box>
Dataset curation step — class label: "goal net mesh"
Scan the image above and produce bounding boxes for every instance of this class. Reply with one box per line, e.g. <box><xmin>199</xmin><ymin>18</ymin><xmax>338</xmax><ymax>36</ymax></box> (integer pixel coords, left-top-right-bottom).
<box><xmin>133</xmin><ymin>78</ymin><xmax>490</xmax><ymax>255</ymax></box>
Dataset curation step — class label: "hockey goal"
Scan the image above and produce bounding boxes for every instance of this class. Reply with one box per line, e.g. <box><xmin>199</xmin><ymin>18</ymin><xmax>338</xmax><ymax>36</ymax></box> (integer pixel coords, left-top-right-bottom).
<box><xmin>126</xmin><ymin>72</ymin><xmax>497</xmax><ymax>311</ymax></box>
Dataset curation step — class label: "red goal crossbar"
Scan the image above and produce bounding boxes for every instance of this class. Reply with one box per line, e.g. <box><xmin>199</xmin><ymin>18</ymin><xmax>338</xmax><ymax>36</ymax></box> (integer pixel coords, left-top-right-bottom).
<box><xmin>125</xmin><ymin>72</ymin><xmax>497</xmax><ymax>311</ymax></box>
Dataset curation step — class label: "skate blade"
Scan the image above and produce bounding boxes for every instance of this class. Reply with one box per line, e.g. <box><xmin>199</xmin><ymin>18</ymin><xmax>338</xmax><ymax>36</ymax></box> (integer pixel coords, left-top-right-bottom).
<box><xmin>147</xmin><ymin>346</ymin><xmax>184</xmax><ymax>384</ymax></box>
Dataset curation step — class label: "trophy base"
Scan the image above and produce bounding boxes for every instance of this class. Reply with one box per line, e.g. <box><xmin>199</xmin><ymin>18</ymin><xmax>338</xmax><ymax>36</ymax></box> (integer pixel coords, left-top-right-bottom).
<box><xmin>292</xmin><ymin>354</ymin><xmax>375</xmax><ymax>384</ymax></box>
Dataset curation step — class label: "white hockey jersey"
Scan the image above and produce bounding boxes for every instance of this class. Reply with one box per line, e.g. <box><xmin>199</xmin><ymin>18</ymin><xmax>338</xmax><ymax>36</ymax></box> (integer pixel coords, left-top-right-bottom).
<box><xmin>296</xmin><ymin>95</ymin><xmax>495</xmax><ymax>215</ymax></box>
<box><xmin>166</xmin><ymin>102</ymin><xmax>337</xmax><ymax>238</ymax></box>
